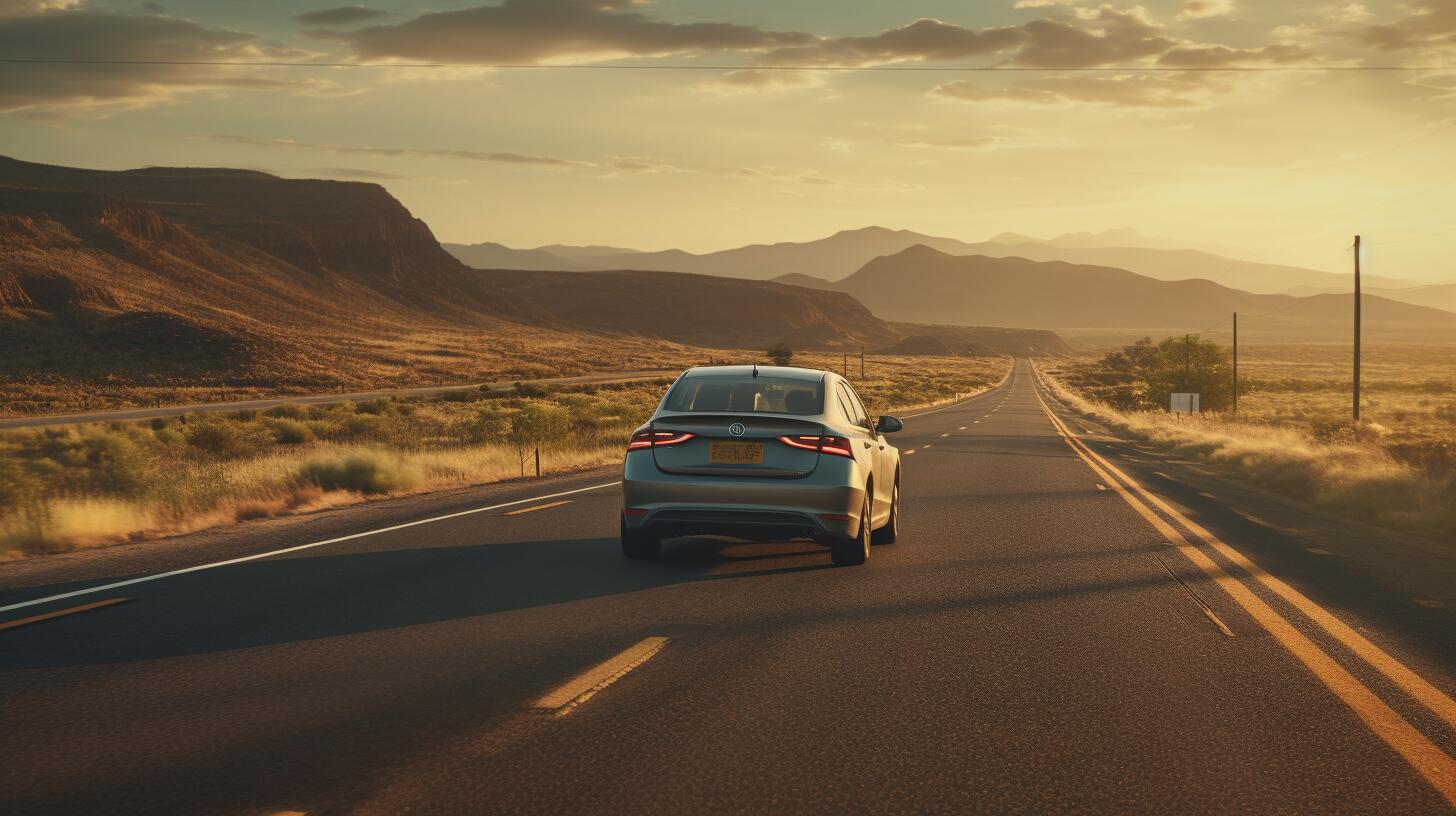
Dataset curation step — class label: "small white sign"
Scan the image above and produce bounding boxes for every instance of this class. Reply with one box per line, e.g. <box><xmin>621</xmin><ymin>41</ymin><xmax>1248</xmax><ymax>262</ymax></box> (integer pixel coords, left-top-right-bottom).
<box><xmin>1171</xmin><ymin>393</ymin><xmax>1200</xmax><ymax>414</ymax></box>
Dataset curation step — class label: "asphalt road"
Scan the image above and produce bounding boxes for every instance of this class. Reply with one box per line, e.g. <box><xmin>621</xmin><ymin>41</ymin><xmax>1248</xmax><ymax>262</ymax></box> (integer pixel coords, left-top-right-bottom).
<box><xmin>0</xmin><ymin>369</ymin><xmax>683</xmax><ymax>430</ymax></box>
<box><xmin>3</xmin><ymin>360</ymin><xmax>1455</xmax><ymax>815</ymax></box>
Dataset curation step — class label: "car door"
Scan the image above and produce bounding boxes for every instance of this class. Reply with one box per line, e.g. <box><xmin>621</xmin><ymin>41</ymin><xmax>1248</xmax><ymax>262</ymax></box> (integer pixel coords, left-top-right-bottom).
<box><xmin>836</xmin><ymin>381</ymin><xmax>884</xmax><ymax>516</ymax></box>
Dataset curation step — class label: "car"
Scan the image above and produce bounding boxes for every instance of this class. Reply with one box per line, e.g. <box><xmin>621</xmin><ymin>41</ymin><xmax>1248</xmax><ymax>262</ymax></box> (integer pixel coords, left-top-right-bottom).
<box><xmin>620</xmin><ymin>364</ymin><xmax>904</xmax><ymax>566</ymax></box>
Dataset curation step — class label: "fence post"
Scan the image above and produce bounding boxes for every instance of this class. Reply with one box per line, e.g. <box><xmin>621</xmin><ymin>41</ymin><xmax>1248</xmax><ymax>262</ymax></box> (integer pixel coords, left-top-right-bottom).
<box><xmin>534</xmin><ymin>447</ymin><xmax>541</xmax><ymax>478</ymax></box>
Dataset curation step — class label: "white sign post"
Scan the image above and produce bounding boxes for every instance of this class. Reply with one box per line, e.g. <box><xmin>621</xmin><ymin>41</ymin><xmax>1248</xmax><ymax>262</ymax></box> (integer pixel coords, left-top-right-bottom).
<box><xmin>1170</xmin><ymin>393</ymin><xmax>1200</xmax><ymax>415</ymax></box>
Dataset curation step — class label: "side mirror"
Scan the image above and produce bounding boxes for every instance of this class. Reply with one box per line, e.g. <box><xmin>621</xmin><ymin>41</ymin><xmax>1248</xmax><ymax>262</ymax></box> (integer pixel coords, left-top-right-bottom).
<box><xmin>874</xmin><ymin>415</ymin><xmax>903</xmax><ymax>434</ymax></box>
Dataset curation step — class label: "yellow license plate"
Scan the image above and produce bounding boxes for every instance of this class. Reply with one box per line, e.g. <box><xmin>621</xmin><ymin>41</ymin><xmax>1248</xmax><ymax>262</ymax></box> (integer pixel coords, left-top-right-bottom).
<box><xmin>710</xmin><ymin>441</ymin><xmax>763</xmax><ymax>464</ymax></box>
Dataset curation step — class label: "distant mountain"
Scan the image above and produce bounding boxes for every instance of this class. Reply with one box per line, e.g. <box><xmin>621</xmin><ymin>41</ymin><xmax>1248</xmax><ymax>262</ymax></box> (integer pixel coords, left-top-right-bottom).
<box><xmin>462</xmin><ymin>226</ymin><xmax>1413</xmax><ymax>295</ymax></box>
<box><xmin>0</xmin><ymin>156</ymin><xmax>908</xmax><ymax>391</ymax></box>
<box><xmin>442</xmin><ymin>242</ymin><xmax>586</xmax><ymax>271</ymax></box>
<box><xmin>477</xmin><ymin>268</ymin><xmax>896</xmax><ymax>350</ymax></box>
<box><xmin>536</xmin><ymin>243</ymin><xmax>641</xmax><ymax>259</ymax></box>
<box><xmin>1286</xmin><ymin>282</ymin><xmax>1456</xmax><ymax>315</ymax></box>
<box><xmin>823</xmin><ymin>245</ymin><xmax>1456</xmax><ymax>336</ymax></box>
<box><xmin>772</xmin><ymin>272</ymin><xmax>835</xmax><ymax>289</ymax></box>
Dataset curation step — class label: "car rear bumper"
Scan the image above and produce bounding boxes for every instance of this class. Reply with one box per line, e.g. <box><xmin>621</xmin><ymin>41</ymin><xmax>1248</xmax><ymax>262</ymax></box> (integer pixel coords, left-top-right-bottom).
<box><xmin>622</xmin><ymin>452</ymin><xmax>864</xmax><ymax>539</ymax></box>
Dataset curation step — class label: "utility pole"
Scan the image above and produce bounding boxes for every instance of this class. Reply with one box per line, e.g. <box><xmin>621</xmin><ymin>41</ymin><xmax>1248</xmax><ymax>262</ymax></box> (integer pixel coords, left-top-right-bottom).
<box><xmin>1232</xmin><ymin>311</ymin><xmax>1239</xmax><ymax>416</ymax></box>
<box><xmin>859</xmin><ymin>346</ymin><xmax>865</xmax><ymax>379</ymax></box>
<box><xmin>843</xmin><ymin>353</ymin><xmax>848</xmax><ymax>379</ymax></box>
<box><xmin>1354</xmin><ymin>235</ymin><xmax>1362</xmax><ymax>423</ymax></box>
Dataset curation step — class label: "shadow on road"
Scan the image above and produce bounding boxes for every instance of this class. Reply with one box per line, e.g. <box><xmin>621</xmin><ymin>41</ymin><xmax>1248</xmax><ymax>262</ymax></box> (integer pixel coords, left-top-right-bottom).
<box><xmin>0</xmin><ymin>535</ymin><xmax>832</xmax><ymax>670</ymax></box>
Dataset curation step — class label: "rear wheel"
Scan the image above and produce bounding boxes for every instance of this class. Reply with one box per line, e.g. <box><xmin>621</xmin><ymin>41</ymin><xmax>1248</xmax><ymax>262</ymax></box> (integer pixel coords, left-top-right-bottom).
<box><xmin>621</xmin><ymin>513</ymin><xmax>661</xmax><ymax>559</ymax></box>
<box><xmin>871</xmin><ymin>478</ymin><xmax>899</xmax><ymax>545</ymax></box>
<box><xmin>830</xmin><ymin>495</ymin><xmax>871</xmax><ymax>566</ymax></box>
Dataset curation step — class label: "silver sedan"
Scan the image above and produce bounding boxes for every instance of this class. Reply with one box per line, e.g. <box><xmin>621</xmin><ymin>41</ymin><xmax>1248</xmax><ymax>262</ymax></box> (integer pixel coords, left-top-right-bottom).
<box><xmin>620</xmin><ymin>365</ymin><xmax>903</xmax><ymax>566</ymax></box>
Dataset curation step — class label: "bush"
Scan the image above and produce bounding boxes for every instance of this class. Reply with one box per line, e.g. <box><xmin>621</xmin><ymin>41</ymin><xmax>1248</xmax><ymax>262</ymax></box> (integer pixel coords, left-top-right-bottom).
<box><xmin>271</xmin><ymin>419</ymin><xmax>315</xmax><ymax>445</ymax></box>
<box><xmin>184</xmin><ymin>419</ymin><xmax>251</xmax><ymax>458</ymax></box>
<box><xmin>0</xmin><ymin>455</ymin><xmax>40</xmax><ymax>514</ymax></box>
<box><xmin>264</xmin><ymin>404</ymin><xmax>308</xmax><ymax>420</ymax></box>
<box><xmin>299</xmin><ymin>452</ymin><xmax>422</xmax><ymax>495</ymax></box>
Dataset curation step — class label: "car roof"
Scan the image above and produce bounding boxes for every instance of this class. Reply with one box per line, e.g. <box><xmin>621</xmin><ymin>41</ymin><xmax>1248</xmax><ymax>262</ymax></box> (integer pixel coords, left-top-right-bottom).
<box><xmin>680</xmin><ymin>365</ymin><xmax>831</xmax><ymax>383</ymax></box>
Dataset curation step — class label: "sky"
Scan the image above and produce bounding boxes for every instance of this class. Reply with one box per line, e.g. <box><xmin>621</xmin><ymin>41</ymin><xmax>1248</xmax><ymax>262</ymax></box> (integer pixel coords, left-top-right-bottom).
<box><xmin>1</xmin><ymin>0</ymin><xmax>1454</xmax><ymax>281</ymax></box>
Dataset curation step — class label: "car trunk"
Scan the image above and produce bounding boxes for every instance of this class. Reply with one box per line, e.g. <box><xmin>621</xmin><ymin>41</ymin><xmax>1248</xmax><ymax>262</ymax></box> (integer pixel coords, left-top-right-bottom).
<box><xmin>651</xmin><ymin>413</ymin><xmax>826</xmax><ymax>477</ymax></box>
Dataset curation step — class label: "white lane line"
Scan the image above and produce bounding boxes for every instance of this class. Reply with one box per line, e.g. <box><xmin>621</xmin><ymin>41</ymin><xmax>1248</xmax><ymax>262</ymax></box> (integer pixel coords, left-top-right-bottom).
<box><xmin>922</xmin><ymin>444</ymin><xmax>932</xmax><ymax>449</ymax></box>
<box><xmin>940</xmin><ymin>433</ymin><xmax>950</xmax><ymax>437</ymax></box>
<box><xmin>1306</xmin><ymin>547</ymin><xmax>1333</xmax><ymax>556</ymax></box>
<box><xmin>532</xmin><ymin>636</ymin><xmax>669</xmax><ymax>714</ymax></box>
<box><xmin>1096</xmin><ymin>484</ymin><xmax>1109</xmax><ymax>491</ymax></box>
<box><xmin>903</xmin><ymin>449</ymin><xmax>916</xmax><ymax>455</ymax></box>
<box><xmin>0</xmin><ymin>482</ymin><xmax>622</xmax><ymax>615</ymax></box>
<box><xmin>958</xmin><ymin>426</ymin><xmax>966</xmax><ymax>430</ymax></box>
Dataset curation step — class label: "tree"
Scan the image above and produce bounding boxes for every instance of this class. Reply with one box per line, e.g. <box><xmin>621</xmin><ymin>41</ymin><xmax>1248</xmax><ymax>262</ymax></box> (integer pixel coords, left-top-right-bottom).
<box><xmin>767</xmin><ymin>342</ymin><xmax>794</xmax><ymax>366</ymax></box>
<box><xmin>1078</xmin><ymin>335</ymin><xmax>1234</xmax><ymax>412</ymax></box>
<box><xmin>508</xmin><ymin>402</ymin><xmax>570</xmax><ymax>476</ymax></box>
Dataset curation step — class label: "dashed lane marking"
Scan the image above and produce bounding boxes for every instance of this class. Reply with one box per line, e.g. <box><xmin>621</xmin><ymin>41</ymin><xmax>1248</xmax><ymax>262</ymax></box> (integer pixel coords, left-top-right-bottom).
<box><xmin>504</xmin><ymin>500</ymin><xmax>573</xmax><ymax>516</ymax></box>
<box><xmin>0</xmin><ymin>598</ymin><xmax>131</xmax><ymax>631</ymax></box>
<box><xmin>532</xmin><ymin>637</ymin><xmax>670</xmax><ymax>715</ymax></box>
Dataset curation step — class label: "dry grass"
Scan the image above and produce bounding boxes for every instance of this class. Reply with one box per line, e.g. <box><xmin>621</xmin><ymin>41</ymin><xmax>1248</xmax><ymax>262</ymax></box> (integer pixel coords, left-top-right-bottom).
<box><xmin>1036</xmin><ymin>349</ymin><xmax>1456</xmax><ymax>539</ymax></box>
<box><xmin>0</xmin><ymin>354</ymin><xmax>1010</xmax><ymax>558</ymax></box>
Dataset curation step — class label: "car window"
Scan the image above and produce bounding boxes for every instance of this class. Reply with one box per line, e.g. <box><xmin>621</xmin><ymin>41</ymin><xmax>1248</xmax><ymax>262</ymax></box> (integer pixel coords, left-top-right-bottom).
<box><xmin>837</xmin><ymin>382</ymin><xmax>869</xmax><ymax>428</ymax></box>
<box><xmin>665</xmin><ymin>375</ymin><xmax>823</xmax><ymax>415</ymax></box>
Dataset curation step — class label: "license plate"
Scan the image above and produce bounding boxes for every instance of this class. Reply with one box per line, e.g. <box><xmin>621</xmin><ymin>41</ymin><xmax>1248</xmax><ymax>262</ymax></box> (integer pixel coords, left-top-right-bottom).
<box><xmin>710</xmin><ymin>441</ymin><xmax>763</xmax><ymax>465</ymax></box>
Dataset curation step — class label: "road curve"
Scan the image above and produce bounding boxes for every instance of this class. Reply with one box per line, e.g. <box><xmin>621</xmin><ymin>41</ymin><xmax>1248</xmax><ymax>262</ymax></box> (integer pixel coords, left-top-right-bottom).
<box><xmin>2</xmin><ymin>360</ymin><xmax>1455</xmax><ymax>814</ymax></box>
<box><xmin>0</xmin><ymin>369</ymin><xmax>683</xmax><ymax>430</ymax></box>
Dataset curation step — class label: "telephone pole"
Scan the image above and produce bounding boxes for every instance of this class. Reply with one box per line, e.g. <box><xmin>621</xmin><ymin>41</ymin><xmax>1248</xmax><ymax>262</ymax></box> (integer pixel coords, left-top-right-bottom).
<box><xmin>1232</xmin><ymin>311</ymin><xmax>1238</xmax><ymax>416</ymax></box>
<box><xmin>859</xmin><ymin>346</ymin><xmax>865</xmax><ymax>379</ymax></box>
<box><xmin>1353</xmin><ymin>235</ymin><xmax>1362</xmax><ymax>423</ymax></box>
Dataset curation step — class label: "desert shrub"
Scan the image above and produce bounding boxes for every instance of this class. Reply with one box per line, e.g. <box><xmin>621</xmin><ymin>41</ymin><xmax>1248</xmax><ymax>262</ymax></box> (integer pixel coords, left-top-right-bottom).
<box><xmin>0</xmin><ymin>454</ymin><xmax>40</xmax><ymax>514</ymax></box>
<box><xmin>508</xmin><ymin>401</ymin><xmax>570</xmax><ymax>475</ymax></box>
<box><xmin>356</xmin><ymin>398</ymin><xmax>397</xmax><ymax>415</ymax></box>
<box><xmin>468</xmin><ymin>405</ymin><xmax>514</xmax><ymax>444</ymax></box>
<box><xmin>184</xmin><ymin>418</ymin><xmax>252</xmax><ymax>458</ymax></box>
<box><xmin>299</xmin><ymin>452</ymin><xmax>422</xmax><ymax>494</ymax></box>
<box><xmin>514</xmin><ymin>381</ymin><xmax>550</xmax><ymax>398</ymax></box>
<box><xmin>264</xmin><ymin>404</ymin><xmax>309</xmax><ymax>420</ymax></box>
<box><xmin>271</xmin><ymin>419</ymin><xmax>315</xmax><ymax>445</ymax></box>
<box><xmin>77</xmin><ymin>431</ymin><xmax>153</xmax><ymax>495</ymax></box>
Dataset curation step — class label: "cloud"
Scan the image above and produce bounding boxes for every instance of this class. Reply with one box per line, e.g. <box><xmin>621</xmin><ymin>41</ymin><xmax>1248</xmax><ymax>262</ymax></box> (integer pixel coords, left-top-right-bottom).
<box><xmin>314</xmin><ymin>166</ymin><xmax>412</xmax><ymax>180</ymax></box>
<box><xmin>758</xmin><ymin>18</ymin><xmax>1022</xmax><ymax>67</ymax></box>
<box><xmin>1352</xmin><ymin>0</ymin><xmax>1456</xmax><ymax>51</ymax></box>
<box><xmin>336</xmin><ymin>0</ymin><xmax>816</xmax><ymax>64</ymax></box>
<box><xmin>1157</xmin><ymin>42</ymin><xmax>1316</xmax><ymax>67</ymax></box>
<box><xmin>192</xmin><ymin>133</ymin><xmax>586</xmax><ymax>166</ymax></box>
<box><xmin>1177</xmin><ymin>0</ymin><xmax>1235</xmax><ymax>20</ymax></box>
<box><xmin>1010</xmin><ymin>7</ymin><xmax>1174</xmax><ymax>68</ymax></box>
<box><xmin>697</xmin><ymin>68</ymin><xmax>826</xmax><ymax>95</ymax></box>
<box><xmin>0</xmin><ymin>0</ymin><xmax>79</xmax><ymax>17</ymax></box>
<box><xmin>293</xmin><ymin>6</ymin><xmax>388</xmax><ymax>26</ymax></box>
<box><xmin>932</xmin><ymin>74</ymin><xmax>1216</xmax><ymax>108</ymax></box>
<box><xmin>1321</xmin><ymin>3</ymin><xmax>1371</xmax><ymax>24</ymax></box>
<box><xmin>0</xmin><ymin>10</ymin><xmax>325</xmax><ymax>113</ymax></box>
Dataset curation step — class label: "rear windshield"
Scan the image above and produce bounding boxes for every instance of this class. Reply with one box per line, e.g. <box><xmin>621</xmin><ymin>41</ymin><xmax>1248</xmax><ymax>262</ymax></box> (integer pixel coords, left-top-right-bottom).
<box><xmin>664</xmin><ymin>376</ymin><xmax>824</xmax><ymax>415</ymax></box>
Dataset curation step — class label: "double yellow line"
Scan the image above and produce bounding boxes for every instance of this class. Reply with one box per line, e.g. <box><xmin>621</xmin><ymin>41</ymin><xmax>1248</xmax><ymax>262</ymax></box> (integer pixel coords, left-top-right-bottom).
<box><xmin>1031</xmin><ymin>375</ymin><xmax>1456</xmax><ymax>806</ymax></box>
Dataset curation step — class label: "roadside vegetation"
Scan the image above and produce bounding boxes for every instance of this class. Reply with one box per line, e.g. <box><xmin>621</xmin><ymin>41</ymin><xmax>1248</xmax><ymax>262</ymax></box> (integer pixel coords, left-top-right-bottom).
<box><xmin>0</xmin><ymin>353</ymin><xmax>1008</xmax><ymax>558</ymax></box>
<box><xmin>1041</xmin><ymin>341</ymin><xmax>1456</xmax><ymax>539</ymax></box>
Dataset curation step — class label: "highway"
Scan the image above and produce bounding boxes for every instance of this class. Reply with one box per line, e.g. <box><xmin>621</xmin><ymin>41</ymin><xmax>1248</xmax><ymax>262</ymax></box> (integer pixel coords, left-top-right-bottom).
<box><xmin>3</xmin><ymin>360</ymin><xmax>1455</xmax><ymax>814</ymax></box>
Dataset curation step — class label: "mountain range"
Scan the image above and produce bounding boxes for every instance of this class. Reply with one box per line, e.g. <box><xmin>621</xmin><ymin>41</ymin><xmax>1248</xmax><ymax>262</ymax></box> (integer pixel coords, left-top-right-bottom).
<box><xmin>444</xmin><ymin>226</ymin><xmax>1431</xmax><ymax>297</ymax></box>
<box><xmin>0</xmin><ymin>156</ymin><xmax>898</xmax><ymax>388</ymax></box>
<box><xmin>818</xmin><ymin>245</ymin><xmax>1456</xmax><ymax>336</ymax></box>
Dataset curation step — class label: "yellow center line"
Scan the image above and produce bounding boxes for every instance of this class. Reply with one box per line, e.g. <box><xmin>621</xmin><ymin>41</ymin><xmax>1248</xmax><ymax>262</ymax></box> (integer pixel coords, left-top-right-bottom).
<box><xmin>0</xmin><ymin>597</ymin><xmax>131</xmax><ymax>631</ymax></box>
<box><xmin>504</xmin><ymin>500</ymin><xmax>573</xmax><ymax>516</ymax></box>
<box><xmin>1030</xmin><ymin>376</ymin><xmax>1456</xmax><ymax>806</ymax></box>
<box><xmin>532</xmin><ymin>636</ymin><xmax>670</xmax><ymax>715</ymax></box>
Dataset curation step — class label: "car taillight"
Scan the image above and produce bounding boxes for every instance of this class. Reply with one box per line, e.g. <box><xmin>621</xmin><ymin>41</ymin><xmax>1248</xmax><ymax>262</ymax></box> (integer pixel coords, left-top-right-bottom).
<box><xmin>777</xmin><ymin>435</ymin><xmax>854</xmax><ymax>458</ymax></box>
<box><xmin>628</xmin><ymin>430</ymin><xmax>697</xmax><ymax>451</ymax></box>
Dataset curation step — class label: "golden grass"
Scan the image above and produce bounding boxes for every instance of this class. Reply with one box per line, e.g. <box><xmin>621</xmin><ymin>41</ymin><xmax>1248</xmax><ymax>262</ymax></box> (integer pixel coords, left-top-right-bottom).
<box><xmin>0</xmin><ymin>354</ymin><xmax>1010</xmax><ymax>558</ymax></box>
<box><xmin>1036</xmin><ymin>351</ymin><xmax>1456</xmax><ymax>539</ymax></box>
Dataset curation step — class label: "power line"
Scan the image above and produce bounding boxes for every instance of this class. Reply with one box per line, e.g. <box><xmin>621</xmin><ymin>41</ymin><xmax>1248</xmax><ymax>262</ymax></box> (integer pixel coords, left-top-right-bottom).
<box><xmin>1</xmin><ymin>58</ymin><xmax>1454</xmax><ymax>72</ymax></box>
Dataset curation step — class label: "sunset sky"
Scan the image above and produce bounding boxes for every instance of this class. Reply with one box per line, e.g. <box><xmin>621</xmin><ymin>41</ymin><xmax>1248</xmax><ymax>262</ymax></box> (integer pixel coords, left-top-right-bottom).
<box><xmin>2</xmin><ymin>0</ymin><xmax>1453</xmax><ymax>280</ymax></box>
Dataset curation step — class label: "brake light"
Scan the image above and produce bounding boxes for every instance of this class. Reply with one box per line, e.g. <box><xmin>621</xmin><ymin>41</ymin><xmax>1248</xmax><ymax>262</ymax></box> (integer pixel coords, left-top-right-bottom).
<box><xmin>777</xmin><ymin>435</ymin><xmax>854</xmax><ymax>458</ymax></box>
<box><xmin>628</xmin><ymin>430</ymin><xmax>697</xmax><ymax>450</ymax></box>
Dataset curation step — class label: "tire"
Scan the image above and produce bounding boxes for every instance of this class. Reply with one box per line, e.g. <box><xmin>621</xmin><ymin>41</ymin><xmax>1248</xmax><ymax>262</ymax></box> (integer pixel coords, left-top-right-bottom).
<box><xmin>871</xmin><ymin>478</ymin><xmax>899</xmax><ymax>545</ymax></box>
<box><xmin>621</xmin><ymin>513</ymin><xmax>661</xmax><ymax>559</ymax></box>
<box><xmin>830</xmin><ymin>495</ymin><xmax>871</xmax><ymax>566</ymax></box>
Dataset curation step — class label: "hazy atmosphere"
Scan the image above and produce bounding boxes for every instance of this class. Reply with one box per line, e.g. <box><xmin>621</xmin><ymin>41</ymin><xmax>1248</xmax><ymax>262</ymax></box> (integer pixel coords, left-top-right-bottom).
<box><xmin>5</xmin><ymin>3</ymin><xmax>1456</xmax><ymax>814</ymax></box>
<box><xmin>3</xmin><ymin>0</ymin><xmax>1454</xmax><ymax>277</ymax></box>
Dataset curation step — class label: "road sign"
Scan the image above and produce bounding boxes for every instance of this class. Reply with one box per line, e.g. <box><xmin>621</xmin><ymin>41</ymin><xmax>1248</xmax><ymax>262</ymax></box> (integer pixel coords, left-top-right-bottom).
<box><xmin>1171</xmin><ymin>393</ymin><xmax>1200</xmax><ymax>414</ymax></box>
